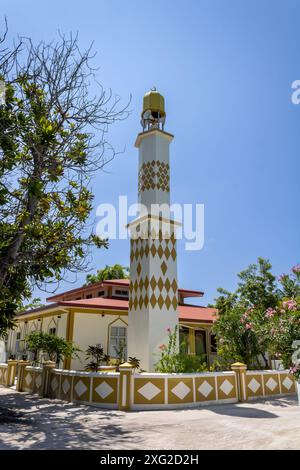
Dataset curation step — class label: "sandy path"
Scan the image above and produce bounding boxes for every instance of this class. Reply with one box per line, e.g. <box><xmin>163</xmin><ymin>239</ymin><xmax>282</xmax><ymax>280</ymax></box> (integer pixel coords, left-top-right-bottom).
<box><xmin>0</xmin><ymin>386</ymin><xmax>299</xmax><ymax>450</ymax></box>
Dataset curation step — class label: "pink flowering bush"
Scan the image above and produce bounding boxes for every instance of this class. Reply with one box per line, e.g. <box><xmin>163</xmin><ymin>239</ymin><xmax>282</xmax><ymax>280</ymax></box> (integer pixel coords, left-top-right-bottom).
<box><xmin>282</xmin><ymin>299</ymin><xmax>298</xmax><ymax>311</ymax></box>
<box><xmin>289</xmin><ymin>364</ymin><xmax>300</xmax><ymax>381</ymax></box>
<box><xmin>154</xmin><ymin>326</ymin><xmax>207</xmax><ymax>373</ymax></box>
<box><xmin>262</xmin><ymin>300</ymin><xmax>300</xmax><ymax>368</ymax></box>
<box><xmin>213</xmin><ymin>258</ymin><xmax>300</xmax><ymax>369</ymax></box>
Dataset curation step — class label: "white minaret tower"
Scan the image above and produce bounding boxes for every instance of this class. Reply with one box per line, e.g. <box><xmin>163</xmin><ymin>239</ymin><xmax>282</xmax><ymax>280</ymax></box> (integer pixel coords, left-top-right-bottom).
<box><xmin>127</xmin><ymin>89</ymin><xmax>179</xmax><ymax>372</ymax></box>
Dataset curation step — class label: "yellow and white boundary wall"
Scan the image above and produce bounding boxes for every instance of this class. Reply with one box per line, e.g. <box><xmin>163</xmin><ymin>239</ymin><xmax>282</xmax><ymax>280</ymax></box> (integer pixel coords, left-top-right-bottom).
<box><xmin>0</xmin><ymin>359</ymin><xmax>18</xmax><ymax>387</ymax></box>
<box><xmin>0</xmin><ymin>361</ymin><xmax>296</xmax><ymax>411</ymax></box>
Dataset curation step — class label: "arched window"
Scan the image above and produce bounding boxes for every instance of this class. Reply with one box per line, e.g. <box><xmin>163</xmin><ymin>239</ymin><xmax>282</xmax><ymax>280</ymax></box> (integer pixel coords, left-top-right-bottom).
<box><xmin>109</xmin><ymin>326</ymin><xmax>127</xmax><ymax>359</ymax></box>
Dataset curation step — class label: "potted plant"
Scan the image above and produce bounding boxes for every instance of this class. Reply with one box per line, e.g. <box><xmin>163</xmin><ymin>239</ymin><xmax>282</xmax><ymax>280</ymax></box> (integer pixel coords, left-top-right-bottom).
<box><xmin>85</xmin><ymin>344</ymin><xmax>113</xmax><ymax>372</ymax></box>
<box><xmin>114</xmin><ymin>340</ymin><xmax>126</xmax><ymax>371</ymax></box>
<box><xmin>128</xmin><ymin>356</ymin><xmax>141</xmax><ymax>373</ymax></box>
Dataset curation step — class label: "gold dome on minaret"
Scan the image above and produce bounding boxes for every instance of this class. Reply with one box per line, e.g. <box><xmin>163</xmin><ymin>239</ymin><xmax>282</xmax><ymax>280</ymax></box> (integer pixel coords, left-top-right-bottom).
<box><xmin>141</xmin><ymin>87</ymin><xmax>166</xmax><ymax>131</ymax></box>
<box><xmin>142</xmin><ymin>88</ymin><xmax>166</xmax><ymax>118</ymax></box>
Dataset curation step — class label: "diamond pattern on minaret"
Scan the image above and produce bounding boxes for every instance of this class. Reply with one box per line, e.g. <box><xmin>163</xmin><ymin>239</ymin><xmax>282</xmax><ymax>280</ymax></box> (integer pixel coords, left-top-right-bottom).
<box><xmin>129</xmin><ymin>228</ymin><xmax>178</xmax><ymax>312</ymax></box>
<box><xmin>128</xmin><ymin>89</ymin><xmax>178</xmax><ymax>371</ymax></box>
<box><xmin>138</xmin><ymin>161</ymin><xmax>170</xmax><ymax>193</ymax></box>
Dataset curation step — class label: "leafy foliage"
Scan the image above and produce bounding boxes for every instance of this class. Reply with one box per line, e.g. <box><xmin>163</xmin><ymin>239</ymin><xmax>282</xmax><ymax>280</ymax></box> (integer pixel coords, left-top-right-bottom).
<box><xmin>26</xmin><ymin>330</ymin><xmax>79</xmax><ymax>364</ymax></box>
<box><xmin>114</xmin><ymin>339</ymin><xmax>127</xmax><ymax>368</ymax></box>
<box><xmin>213</xmin><ymin>258</ymin><xmax>300</xmax><ymax>369</ymax></box>
<box><xmin>128</xmin><ymin>356</ymin><xmax>141</xmax><ymax>371</ymax></box>
<box><xmin>85</xmin><ymin>344</ymin><xmax>110</xmax><ymax>371</ymax></box>
<box><xmin>25</xmin><ymin>330</ymin><xmax>44</xmax><ymax>362</ymax></box>
<box><xmin>0</xmin><ymin>27</ymin><xmax>129</xmax><ymax>335</ymax></box>
<box><xmin>155</xmin><ymin>326</ymin><xmax>207</xmax><ymax>373</ymax></box>
<box><xmin>85</xmin><ymin>264</ymin><xmax>129</xmax><ymax>285</ymax></box>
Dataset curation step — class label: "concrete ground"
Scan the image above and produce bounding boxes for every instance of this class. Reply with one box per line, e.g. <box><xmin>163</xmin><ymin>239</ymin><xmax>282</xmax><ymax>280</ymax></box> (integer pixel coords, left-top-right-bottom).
<box><xmin>0</xmin><ymin>386</ymin><xmax>299</xmax><ymax>450</ymax></box>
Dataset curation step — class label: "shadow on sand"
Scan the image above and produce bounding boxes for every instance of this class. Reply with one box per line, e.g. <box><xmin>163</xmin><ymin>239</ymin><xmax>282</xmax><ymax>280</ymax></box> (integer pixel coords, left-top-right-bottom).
<box><xmin>0</xmin><ymin>389</ymin><xmax>137</xmax><ymax>450</ymax></box>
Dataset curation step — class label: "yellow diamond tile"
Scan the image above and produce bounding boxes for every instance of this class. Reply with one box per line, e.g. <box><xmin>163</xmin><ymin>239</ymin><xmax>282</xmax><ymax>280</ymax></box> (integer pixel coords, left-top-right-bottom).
<box><xmin>157</xmin><ymin>277</ymin><xmax>164</xmax><ymax>291</ymax></box>
<box><xmin>157</xmin><ymin>294</ymin><xmax>164</xmax><ymax>309</ymax></box>
<box><xmin>165</xmin><ymin>295</ymin><xmax>171</xmax><ymax>310</ymax></box>
<box><xmin>160</xmin><ymin>261</ymin><xmax>168</xmax><ymax>275</ymax></box>
<box><xmin>150</xmin><ymin>294</ymin><xmax>157</xmax><ymax>308</ymax></box>
<box><xmin>150</xmin><ymin>276</ymin><xmax>157</xmax><ymax>290</ymax></box>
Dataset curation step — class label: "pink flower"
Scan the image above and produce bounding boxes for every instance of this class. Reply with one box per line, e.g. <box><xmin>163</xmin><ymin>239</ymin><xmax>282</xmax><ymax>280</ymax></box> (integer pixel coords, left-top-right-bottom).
<box><xmin>265</xmin><ymin>307</ymin><xmax>276</xmax><ymax>318</ymax></box>
<box><xmin>292</xmin><ymin>264</ymin><xmax>300</xmax><ymax>274</ymax></box>
<box><xmin>166</xmin><ymin>327</ymin><xmax>171</xmax><ymax>333</ymax></box>
<box><xmin>159</xmin><ymin>344</ymin><xmax>166</xmax><ymax>351</ymax></box>
<box><xmin>241</xmin><ymin>312</ymin><xmax>249</xmax><ymax>323</ymax></box>
<box><xmin>289</xmin><ymin>365</ymin><xmax>299</xmax><ymax>375</ymax></box>
<box><xmin>245</xmin><ymin>323</ymin><xmax>252</xmax><ymax>330</ymax></box>
<box><xmin>282</xmin><ymin>299</ymin><xmax>298</xmax><ymax>311</ymax></box>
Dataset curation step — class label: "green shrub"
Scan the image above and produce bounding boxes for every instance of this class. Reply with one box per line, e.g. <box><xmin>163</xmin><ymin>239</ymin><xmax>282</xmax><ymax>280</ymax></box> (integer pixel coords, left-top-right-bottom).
<box><xmin>26</xmin><ymin>331</ymin><xmax>79</xmax><ymax>365</ymax></box>
<box><xmin>154</xmin><ymin>326</ymin><xmax>207</xmax><ymax>373</ymax></box>
<box><xmin>85</xmin><ymin>344</ymin><xmax>110</xmax><ymax>371</ymax></box>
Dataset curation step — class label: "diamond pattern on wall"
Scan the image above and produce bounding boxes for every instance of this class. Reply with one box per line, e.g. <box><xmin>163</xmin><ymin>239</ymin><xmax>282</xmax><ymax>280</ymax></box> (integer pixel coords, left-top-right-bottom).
<box><xmin>51</xmin><ymin>377</ymin><xmax>58</xmax><ymax>392</ymax></box>
<box><xmin>130</xmin><ymin>236</ymin><xmax>177</xmax><ymax>262</ymax></box>
<box><xmin>138</xmin><ymin>160</ymin><xmax>170</xmax><ymax>193</ymax></box>
<box><xmin>282</xmin><ymin>376</ymin><xmax>294</xmax><ymax>391</ymax></box>
<box><xmin>168</xmin><ymin>378</ymin><xmax>193</xmax><ymax>404</ymax></box>
<box><xmin>92</xmin><ymin>378</ymin><xmax>118</xmax><ymax>404</ymax></box>
<box><xmin>220</xmin><ymin>379</ymin><xmax>234</xmax><ymax>396</ymax></box>
<box><xmin>198</xmin><ymin>380</ymin><xmax>213</xmax><ymax>398</ymax></box>
<box><xmin>248</xmin><ymin>378</ymin><xmax>261</xmax><ymax>394</ymax></box>
<box><xmin>262</xmin><ymin>374</ymin><xmax>280</xmax><ymax>395</ymax></box>
<box><xmin>171</xmin><ymin>381</ymin><xmax>191</xmax><ymax>400</ymax></box>
<box><xmin>217</xmin><ymin>376</ymin><xmax>237</xmax><ymax>400</ymax></box>
<box><xmin>265</xmin><ymin>377</ymin><xmax>277</xmax><ymax>392</ymax></box>
<box><xmin>62</xmin><ymin>378</ymin><xmax>70</xmax><ymax>395</ymax></box>
<box><xmin>134</xmin><ymin>378</ymin><xmax>165</xmax><ymax>405</ymax></box>
<box><xmin>25</xmin><ymin>373</ymin><xmax>32</xmax><ymax>387</ymax></box>
<box><xmin>195</xmin><ymin>377</ymin><xmax>216</xmax><ymax>401</ymax></box>
<box><xmin>74</xmin><ymin>380</ymin><xmax>87</xmax><ymax>398</ymax></box>
<box><xmin>35</xmin><ymin>374</ymin><xmax>42</xmax><ymax>389</ymax></box>
<box><xmin>137</xmin><ymin>262</ymin><xmax>142</xmax><ymax>276</ymax></box>
<box><xmin>138</xmin><ymin>382</ymin><xmax>161</xmax><ymax>401</ymax></box>
<box><xmin>129</xmin><ymin>272</ymin><xmax>178</xmax><ymax>312</ymax></box>
<box><xmin>73</xmin><ymin>377</ymin><xmax>91</xmax><ymax>402</ymax></box>
<box><xmin>95</xmin><ymin>381</ymin><xmax>114</xmax><ymax>399</ymax></box>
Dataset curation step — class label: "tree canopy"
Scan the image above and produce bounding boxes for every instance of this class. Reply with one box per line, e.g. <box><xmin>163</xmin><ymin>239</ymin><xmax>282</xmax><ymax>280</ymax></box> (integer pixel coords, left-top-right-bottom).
<box><xmin>213</xmin><ymin>258</ymin><xmax>300</xmax><ymax>369</ymax></box>
<box><xmin>85</xmin><ymin>264</ymin><xmax>129</xmax><ymax>285</ymax></box>
<box><xmin>0</xmin><ymin>24</ymin><xmax>129</xmax><ymax>336</ymax></box>
<box><xmin>26</xmin><ymin>330</ymin><xmax>79</xmax><ymax>364</ymax></box>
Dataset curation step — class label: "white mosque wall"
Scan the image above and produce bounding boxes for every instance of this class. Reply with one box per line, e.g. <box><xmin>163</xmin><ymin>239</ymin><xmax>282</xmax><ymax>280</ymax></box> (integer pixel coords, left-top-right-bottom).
<box><xmin>71</xmin><ymin>313</ymin><xmax>128</xmax><ymax>370</ymax></box>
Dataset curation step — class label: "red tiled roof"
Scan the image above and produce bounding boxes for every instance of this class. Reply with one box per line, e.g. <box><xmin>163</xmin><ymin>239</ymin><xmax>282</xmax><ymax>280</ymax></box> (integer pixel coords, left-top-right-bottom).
<box><xmin>56</xmin><ymin>297</ymin><xmax>216</xmax><ymax>323</ymax></box>
<box><xmin>46</xmin><ymin>279</ymin><xmax>204</xmax><ymax>302</ymax></box>
<box><xmin>58</xmin><ymin>297</ymin><xmax>128</xmax><ymax>310</ymax></box>
<box><xmin>178</xmin><ymin>304</ymin><xmax>217</xmax><ymax>323</ymax></box>
<box><xmin>102</xmin><ymin>279</ymin><xmax>130</xmax><ymax>286</ymax></box>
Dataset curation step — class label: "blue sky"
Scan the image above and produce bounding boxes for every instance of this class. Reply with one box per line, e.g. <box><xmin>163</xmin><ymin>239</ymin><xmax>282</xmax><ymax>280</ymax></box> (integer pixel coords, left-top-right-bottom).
<box><xmin>2</xmin><ymin>0</ymin><xmax>300</xmax><ymax>305</ymax></box>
